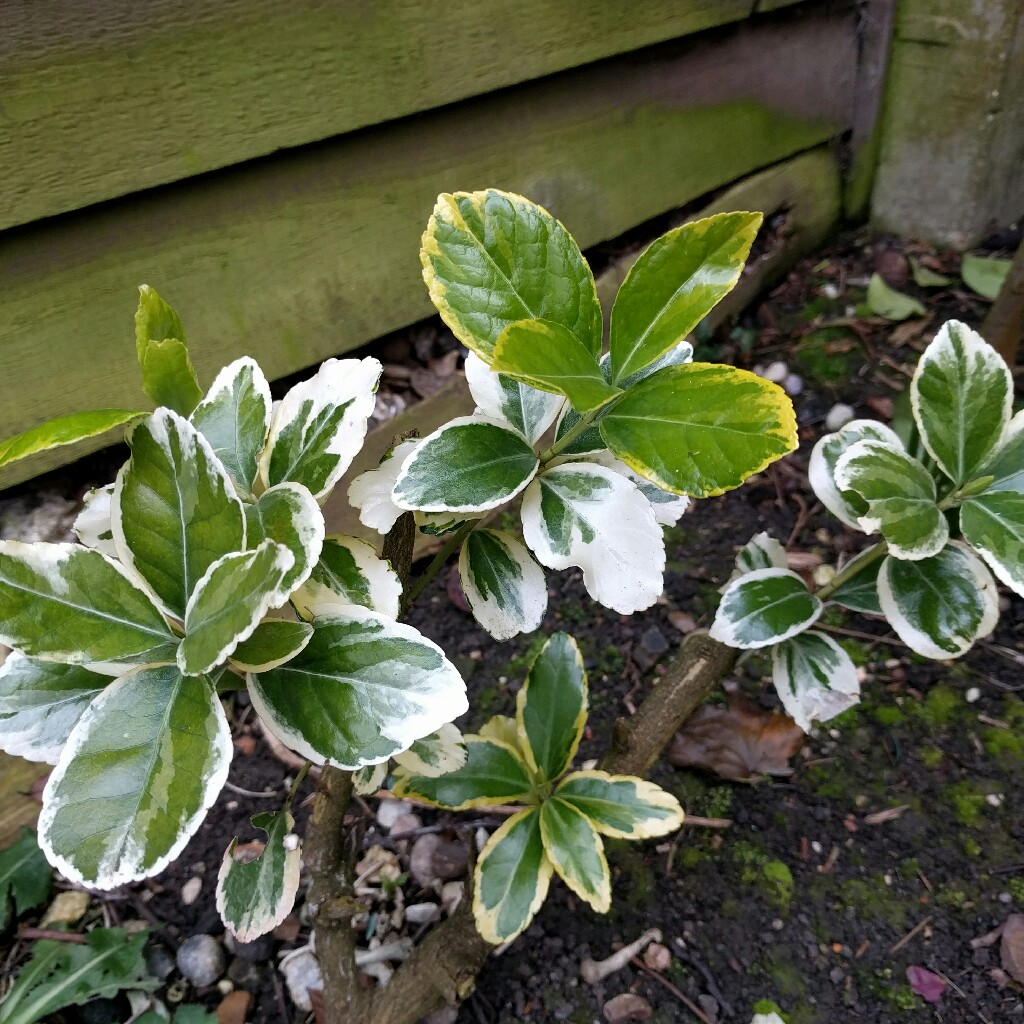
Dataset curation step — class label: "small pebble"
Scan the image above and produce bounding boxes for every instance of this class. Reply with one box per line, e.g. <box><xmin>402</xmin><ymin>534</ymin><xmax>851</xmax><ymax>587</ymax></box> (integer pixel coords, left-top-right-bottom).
<box><xmin>181</xmin><ymin>876</ymin><xmax>203</xmax><ymax>906</ymax></box>
<box><xmin>821</xmin><ymin>282</ymin><xmax>841</xmax><ymax>299</ymax></box>
<box><xmin>225</xmin><ymin>931</ymin><xmax>274</xmax><ymax>962</ymax></box>
<box><xmin>986</xmin><ymin>793</ymin><xmax>1004</xmax><ymax>807</ymax></box>
<box><xmin>405</xmin><ymin>903</ymin><xmax>441</xmax><ymax>925</ymax></box>
<box><xmin>783</xmin><ymin>373</ymin><xmax>804</xmax><ymax>396</ymax></box>
<box><xmin>145</xmin><ymin>944</ymin><xmax>177</xmax><ymax>982</ymax></box>
<box><xmin>603</xmin><ymin>993</ymin><xmax>652</xmax><ymax>1022</ymax></box>
<box><xmin>280</xmin><ymin>948</ymin><xmax>323</xmax><ymax>1013</ymax></box>
<box><xmin>966</xmin><ymin>687</ymin><xmax>982</xmax><ymax>703</ymax></box>
<box><xmin>763</xmin><ymin>361</ymin><xmax>789</xmax><ymax>384</ymax></box>
<box><xmin>177</xmin><ymin>934</ymin><xmax>226</xmax><ymax>987</ymax></box>
<box><xmin>41</xmin><ymin>890</ymin><xmax>91</xmax><ymax>927</ymax></box>
<box><xmin>825</xmin><ymin>403</ymin><xmax>856</xmax><ymax>431</ymax></box>
<box><xmin>376</xmin><ymin>800</ymin><xmax>413</xmax><ymax>831</ymax></box>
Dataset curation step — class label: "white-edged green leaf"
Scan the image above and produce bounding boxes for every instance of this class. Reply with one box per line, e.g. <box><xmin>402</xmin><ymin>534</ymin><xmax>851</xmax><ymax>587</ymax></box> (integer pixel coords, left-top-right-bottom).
<box><xmin>539</xmin><ymin>797</ymin><xmax>609</xmax><ymax>912</ymax></box>
<box><xmin>961</xmin><ymin>254</ymin><xmax>1011</xmax><ymax>299</ymax></box>
<box><xmin>415</xmin><ymin>510</ymin><xmax>484</xmax><ymax>536</ymax></box>
<box><xmin>491</xmin><ymin>319</ymin><xmax>621</xmax><ymax>413</ymax></box>
<box><xmin>521</xmin><ymin>463</ymin><xmax>664</xmax><ymax>614</ymax></box>
<box><xmin>828</xmin><ymin>546</ymin><xmax>883</xmax><ymax>614</ymax></box>
<box><xmin>393</xmin><ymin>734</ymin><xmax>532</xmax><ymax>809</ymax></box>
<box><xmin>38</xmin><ymin>665</ymin><xmax>231</xmax><ymax>888</ymax></box>
<box><xmin>347</xmin><ymin>439</ymin><xmax>420</xmax><ymax>535</ymax></box>
<box><xmin>353</xmin><ymin>762</ymin><xmax>388</xmax><ymax>796</ymax></box>
<box><xmin>113</xmin><ymin>408</ymin><xmax>245</xmax><ymax>619</ymax></box>
<box><xmin>72</xmin><ymin>485</ymin><xmax>117</xmax><ymax>558</ymax></box>
<box><xmin>555</xmin><ymin>770</ymin><xmax>684</xmax><ymax>839</ymax></box>
<box><xmin>866</xmin><ymin>273</ymin><xmax>926</xmax><ymax>320</ymax></box>
<box><xmin>0</xmin><ymin>410</ymin><xmax>144</xmax><ymax>472</ymax></box>
<box><xmin>723</xmin><ymin>531</ymin><xmax>788</xmax><ymax>590</ymax></box>
<box><xmin>291</xmin><ymin>535</ymin><xmax>402</xmax><ymax>621</ymax></box>
<box><xmin>582</xmin><ymin>450</ymin><xmax>690</xmax><ymax>526</ymax></box>
<box><xmin>911</xmin><ymin>319</ymin><xmax>1011</xmax><ymax>485</ymax></box>
<box><xmin>878</xmin><ymin>543</ymin><xmax>998</xmax><ymax>659</ymax></box>
<box><xmin>599</xmin><ymin>363</ymin><xmax>797</xmax><ymax>498</ymax></box>
<box><xmin>978</xmin><ymin>409</ymin><xmax>1024</xmax><ymax>493</ymax></box>
<box><xmin>421</xmin><ymin>189</ymin><xmax>602</xmax><ymax>360</ymax></box>
<box><xmin>245</xmin><ymin>482</ymin><xmax>325</xmax><ymax>595</ymax></box>
<box><xmin>464</xmin><ymin>353</ymin><xmax>563</xmax><ymax>445</ymax></box>
<box><xmin>178</xmin><ymin>541</ymin><xmax>295</xmax><ymax>676</ymax></box>
<box><xmin>515</xmin><ymin>632</ymin><xmax>586</xmax><ymax>782</ymax></box>
<box><xmin>0</xmin><ymin>542</ymin><xmax>179</xmax><ymax>667</ymax></box>
<box><xmin>834</xmin><ymin>440</ymin><xmax>947</xmax><ymax>560</ymax></box>
<box><xmin>961</xmin><ymin>491</ymin><xmax>1024</xmax><ymax>596</ymax></box>
<box><xmin>709</xmin><ymin>568</ymin><xmax>821</xmax><ymax>649</ymax></box>
<box><xmin>191</xmin><ymin>357</ymin><xmax>272</xmax><ymax>491</ymax></box>
<box><xmin>248</xmin><ymin>605</ymin><xmax>467</xmax><ymax>770</ymax></box>
<box><xmin>0</xmin><ymin>653</ymin><xmax>107</xmax><ymax>763</ymax></box>
<box><xmin>552</xmin><ymin>404</ymin><xmax>605</xmax><ymax>457</ymax></box>
<box><xmin>216</xmin><ymin>810</ymin><xmax>301</xmax><ymax>943</ymax></box>
<box><xmin>230</xmin><ymin>619</ymin><xmax>313</xmax><ymax>672</ymax></box>
<box><xmin>473</xmin><ymin>807</ymin><xmax>552</xmax><ymax>944</ymax></box>
<box><xmin>392</xmin><ymin>416</ymin><xmax>539</xmax><ymax>514</ymax></box>
<box><xmin>608</xmin><ymin>211</ymin><xmax>762</xmax><ymax>384</ymax></box>
<box><xmin>459</xmin><ymin>530</ymin><xmax>547</xmax><ymax>641</ymax></box>
<box><xmin>771</xmin><ymin>630</ymin><xmax>860</xmax><ymax>732</ymax></box>
<box><xmin>910</xmin><ymin>257</ymin><xmax>953</xmax><ymax>288</ymax></box>
<box><xmin>259</xmin><ymin>357</ymin><xmax>382</xmax><ymax>501</ymax></box>
<box><xmin>808</xmin><ymin>419</ymin><xmax>905</xmax><ymax>529</ymax></box>
<box><xmin>392</xmin><ymin>723</ymin><xmax>466</xmax><ymax>777</ymax></box>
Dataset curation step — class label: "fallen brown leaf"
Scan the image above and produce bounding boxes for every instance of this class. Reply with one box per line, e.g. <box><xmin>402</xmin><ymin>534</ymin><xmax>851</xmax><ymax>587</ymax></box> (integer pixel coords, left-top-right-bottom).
<box><xmin>603</xmin><ymin>993</ymin><xmax>652</xmax><ymax>1023</ymax></box>
<box><xmin>1000</xmin><ymin>913</ymin><xmax>1024</xmax><ymax>983</ymax></box>
<box><xmin>863</xmin><ymin>804</ymin><xmax>910</xmax><ymax>825</ymax></box>
<box><xmin>890</xmin><ymin>315</ymin><xmax>933</xmax><ymax>345</ymax></box>
<box><xmin>216</xmin><ymin>990</ymin><xmax>253</xmax><ymax>1024</ymax></box>
<box><xmin>865</xmin><ymin>396</ymin><xmax>894</xmax><ymax>420</ymax></box>
<box><xmin>667</xmin><ymin>692</ymin><xmax>804</xmax><ymax>781</ymax></box>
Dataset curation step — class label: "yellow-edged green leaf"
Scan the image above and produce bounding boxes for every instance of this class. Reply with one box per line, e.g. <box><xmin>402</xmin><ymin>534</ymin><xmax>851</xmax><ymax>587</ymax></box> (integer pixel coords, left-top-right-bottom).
<box><xmin>0</xmin><ymin>410</ymin><xmax>145</xmax><ymax>471</ymax></box>
<box><xmin>600</xmin><ymin>363</ymin><xmax>797</xmax><ymax>498</ymax></box>
<box><xmin>555</xmin><ymin>770</ymin><xmax>684</xmax><ymax>839</ymax></box>
<box><xmin>539</xmin><ymin>797</ymin><xmax>609</xmax><ymax>912</ymax></box>
<box><xmin>478</xmin><ymin>715</ymin><xmax>530</xmax><ymax>760</ymax></box>
<box><xmin>709</xmin><ymin>568</ymin><xmax>821</xmax><ymax>650</ymax></box>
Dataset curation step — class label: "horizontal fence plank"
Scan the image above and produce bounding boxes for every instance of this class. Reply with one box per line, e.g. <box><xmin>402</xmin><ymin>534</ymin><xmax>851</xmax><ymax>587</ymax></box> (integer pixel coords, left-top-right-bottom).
<box><xmin>0</xmin><ymin>0</ymin><xmax>763</xmax><ymax>230</ymax></box>
<box><xmin>0</xmin><ymin>7</ymin><xmax>857</xmax><ymax>489</ymax></box>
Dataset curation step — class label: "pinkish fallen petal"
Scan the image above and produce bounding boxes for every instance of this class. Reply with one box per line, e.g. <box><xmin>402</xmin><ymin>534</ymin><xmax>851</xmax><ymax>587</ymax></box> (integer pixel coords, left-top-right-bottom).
<box><xmin>906</xmin><ymin>965</ymin><xmax>946</xmax><ymax>1003</ymax></box>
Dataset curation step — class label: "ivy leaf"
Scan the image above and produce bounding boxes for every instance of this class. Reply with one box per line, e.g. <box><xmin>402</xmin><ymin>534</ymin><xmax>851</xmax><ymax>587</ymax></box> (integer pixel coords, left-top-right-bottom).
<box><xmin>0</xmin><ymin>410</ymin><xmax>145</xmax><ymax>472</ymax></box>
<box><xmin>827</xmin><ymin>547</ymin><xmax>883</xmax><ymax>614</ymax></box>
<box><xmin>421</xmin><ymin>189</ymin><xmax>602</xmax><ymax>360</ymax></box>
<box><xmin>0</xmin><ymin>653</ymin><xmax>106</xmax><ymax>764</ymax></box>
<box><xmin>72</xmin><ymin>484</ymin><xmax>117</xmax><ymax>558</ymax></box>
<box><xmin>393</xmin><ymin>417</ymin><xmax>539</xmax><ymax>514</ymax></box>
<box><xmin>710</xmin><ymin>569</ymin><xmax>821</xmax><ymax>649</ymax></box>
<box><xmin>245</xmin><ymin>482</ymin><xmax>325</xmax><ymax>596</ymax></box>
<box><xmin>771</xmin><ymin>631</ymin><xmax>860</xmax><ymax>732</ymax></box>
<box><xmin>259</xmin><ymin>357</ymin><xmax>382</xmax><ymax>501</ymax></box>
<box><xmin>539</xmin><ymin>798</ymin><xmax>610</xmax><ymax>912</ymax></box>
<box><xmin>191</xmin><ymin>357</ymin><xmax>272</xmax><ymax>492</ymax></box>
<box><xmin>521</xmin><ymin>463</ymin><xmax>664</xmax><ymax>615</ymax></box>
<box><xmin>38</xmin><ymin>665</ymin><xmax>231</xmax><ymax>888</ymax></box>
<box><xmin>216</xmin><ymin>811</ymin><xmax>301</xmax><ymax>943</ymax></box>
<box><xmin>515</xmin><ymin>632</ymin><xmax>587</xmax><ymax>783</ymax></box>
<box><xmin>878</xmin><ymin>543</ymin><xmax>998</xmax><ymax>659</ymax></box>
<box><xmin>961</xmin><ymin>254</ymin><xmax>1011</xmax><ymax>300</ymax></box>
<box><xmin>473</xmin><ymin>807</ymin><xmax>552</xmax><ymax>944</ymax></box>
<box><xmin>866</xmin><ymin>273</ymin><xmax>926</xmax><ymax>320</ymax></box>
<box><xmin>608</xmin><ymin>211</ymin><xmax>761</xmax><ymax>384</ymax></box>
<box><xmin>464</xmin><ymin>354</ymin><xmax>563</xmax><ymax>445</ymax></box>
<box><xmin>135</xmin><ymin>286</ymin><xmax>202</xmax><ymax>415</ymax></box>
<box><xmin>459</xmin><ymin>530</ymin><xmax>547</xmax><ymax>641</ymax></box>
<box><xmin>599</xmin><ymin>363</ymin><xmax>797</xmax><ymax>497</ymax></box>
<box><xmin>961</xmin><ymin>492</ymin><xmax>1024</xmax><ymax>596</ymax></box>
<box><xmin>113</xmin><ymin>409</ymin><xmax>245</xmax><ymax>619</ymax></box>
<box><xmin>347</xmin><ymin>440</ymin><xmax>421</xmax><ymax>535</ymax></box>
<box><xmin>911</xmin><ymin>320</ymin><xmax>1011</xmax><ymax>485</ymax></box>
<box><xmin>0</xmin><ymin>542</ymin><xmax>179</xmax><ymax>668</ymax></box>
<box><xmin>392</xmin><ymin>723</ymin><xmax>466</xmax><ymax>777</ymax></box>
<box><xmin>291</xmin><ymin>536</ymin><xmax>402</xmax><ymax>622</ymax></box>
<box><xmin>248</xmin><ymin>606</ymin><xmax>467</xmax><ymax>770</ymax></box>
<box><xmin>0</xmin><ymin>828</ymin><xmax>51</xmax><ymax>930</ymax></box>
<box><xmin>555</xmin><ymin>771</ymin><xmax>684</xmax><ymax>839</ymax></box>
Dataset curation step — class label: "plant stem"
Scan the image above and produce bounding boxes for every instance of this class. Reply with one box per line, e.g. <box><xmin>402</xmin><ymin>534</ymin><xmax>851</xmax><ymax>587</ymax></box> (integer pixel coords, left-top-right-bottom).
<box><xmin>285</xmin><ymin>760</ymin><xmax>312</xmax><ymax>810</ymax></box>
<box><xmin>400</xmin><ymin>519</ymin><xmax>477</xmax><ymax>613</ymax></box>
<box><xmin>537</xmin><ymin>407</ymin><xmax>601</xmax><ymax>463</ymax></box>
<box><xmin>814</xmin><ymin>542</ymin><xmax>888</xmax><ymax>602</ymax></box>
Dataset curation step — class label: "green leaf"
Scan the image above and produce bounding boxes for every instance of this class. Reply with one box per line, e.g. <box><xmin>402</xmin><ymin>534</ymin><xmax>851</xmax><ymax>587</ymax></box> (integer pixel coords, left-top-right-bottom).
<box><xmin>230</xmin><ymin>619</ymin><xmax>313</xmax><ymax>672</ymax></box>
<box><xmin>38</xmin><ymin>665</ymin><xmax>231</xmax><ymax>888</ymax></box>
<box><xmin>491</xmin><ymin>319</ymin><xmax>621</xmax><ymax>413</ymax></box>
<box><xmin>178</xmin><ymin>541</ymin><xmax>295</xmax><ymax>676</ymax></box>
<box><xmin>827</xmin><ymin>547</ymin><xmax>883</xmax><ymax>614</ymax></box>
<box><xmin>608</xmin><ymin>211</ymin><xmax>762</xmax><ymax>384</ymax></box>
<box><xmin>291</xmin><ymin>535</ymin><xmax>402</xmax><ymax>622</ymax></box>
<box><xmin>603</xmin><ymin>338</ymin><xmax>694</xmax><ymax>391</ymax></box>
<box><xmin>415</xmin><ymin>510</ymin><xmax>483</xmax><ymax>536</ymax></box>
<box><xmin>555</xmin><ymin>771</ymin><xmax>684</xmax><ymax>839</ymax></box>
<box><xmin>0</xmin><ymin>410</ymin><xmax>145</xmax><ymax>472</ymax></box>
<box><xmin>0</xmin><ymin>542</ymin><xmax>179</xmax><ymax>668</ymax></box>
<box><xmin>393</xmin><ymin>417</ymin><xmax>539</xmax><ymax>513</ymax></box>
<box><xmin>521</xmin><ymin>462</ymin><xmax>664</xmax><ymax>614</ymax></box>
<box><xmin>866</xmin><ymin>273</ymin><xmax>926</xmax><ymax>320</ymax></box>
<box><xmin>72</xmin><ymin>485</ymin><xmax>117</xmax><ymax>558</ymax></box>
<box><xmin>878</xmin><ymin>543</ymin><xmax>998</xmax><ymax>659</ymax></box>
<box><xmin>0</xmin><ymin>927</ymin><xmax>152</xmax><ymax>1024</ymax></box>
<box><xmin>911</xmin><ymin>319</ymin><xmax>1011</xmax><ymax>485</ymax></box>
<box><xmin>808</xmin><ymin>419</ymin><xmax>906</xmax><ymax>529</ymax></box>
<box><xmin>977</xmin><ymin>410</ymin><xmax>1024</xmax><ymax>493</ymax></box>
<box><xmin>113</xmin><ymin>409</ymin><xmax>245</xmax><ymax>619</ymax></box>
<box><xmin>552</xmin><ymin>405</ymin><xmax>605</xmax><ymax>456</ymax></box>
<box><xmin>134</xmin><ymin>285</ymin><xmax>202</xmax><ymax>415</ymax></box>
<box><xmin>0</xmin><ymin>654</ymin><xmax>106</xmax><ymax>763</ymax></box>
<box><xmin>464</xmin><ymin>354</ymin><xmax>564</xmax><ymax>445</ymax></box>
<box><xmin>216</xmin><ymin>811</ymin><xmax>301</xmax><ymax>943</ymax></box>
<box><xmin>352</xmin><ymin>762</ymin><xmax>388</xmax><ymax>797</ymax></box>
<box><xmin>135</xmin><ymin>284</ymin><xmax>185</xmax><ymax>360</ymax></box>
<box><xmin>459</xmin><ymin>530</ymin><xmax>547</xmax><ymax>642</ymax></box>
<box><xmin>347</xmin><ymin>440</ymin><xmax>421</xmax><ymax>535</ymax></box>
<box><xmin>392</xmin><ymin>735</ymin><xmax>533</xmax><ymax>809</ymax></box>
<box><xmin>259</xmin><ymin>357</ymin><xmax>382</xmax><ymax>501</ymax></box>
<box><xmin>723</xmin><ymin>531</ymin><xmax>788</xmax><ymax>591</ymax></box>
<box><xmin>392</xmin><ymin>723</ymin><xmax>466</xmax><ymax>777</ymax></box>
<box><xmin>539</xmin><ymin>797</ymin><xmax>609</xmax><ymax>912</ymax></box>
<box><xmin>191</xmin><ymin>357</ymin><xmax>272</xmax><ymax>491</ymax></box>
<box><xmin>909</xmin><ymin>257</ymin><xmax>952</xmax><ymax>288</ymax></box>
<box><xmin>472</xmin><ymin>807</ymin><xmax>552</xmax><ymax>944</ymax></box>
<box><xmin>421</xmin><ymin>189</ymin><xmax>602</xmax><ymax>360</ymax></box>
<box><xmin>834</xmin><ymin>440</ymin><xmax>947</xmax><ymax>559</ymax></box>
<box><xmin>248</xmin><ymin>605</ymin><xmax>467</xmax><ymax>770</ymax></box>
<box><xmin>961</xmin><ymin>254</ymin><xmax>1011</xmax><ymax>300</ymax></box>
<box><xmin>0</xmin><ymin>828</ymin><xmax>51</xmax><ymax>931</ymax></box>
<box><xmin>771</xmin><ymin>631</ymin><xmax>860</xmax><ymax>732</ymax></box>
<box><xmin>515</xmin><ymin>632</ymin><xmax>586</xmax><ymax>782</ymax></box>
<box><xmin>245</xmin><ymin>482</ymin><xmax>325</xmax><ymax>595</ymax></box>
<box><xmin>599</xmin><ymin>363</ymin><xmax>797</xmax><ymax>498</ymax></box>
<box><xmin>961</xmin><ymin>491</ymin><xmax>1024</xmax><ymax>596</ymax></box>
<box><xmin>709</xmin><ymin>569</ymin><xmax>821</xmax><ymax>649</ymax></box>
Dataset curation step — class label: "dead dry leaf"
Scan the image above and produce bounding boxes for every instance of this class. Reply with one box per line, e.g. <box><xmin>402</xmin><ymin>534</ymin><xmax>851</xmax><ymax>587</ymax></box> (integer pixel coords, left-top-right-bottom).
<box><xmin>1000</xmin><ymin>913</ymin><xmax>1024</xmax><ymax>983</ymax></box>
<box><xmin>603</xmin><ymin>993</ymin><xmax>652</xmax><ymax>1023</ymax></box>
<box><xmin>863</xmin><ymin>804</ymin><xmax>910</xmax><ymax>825</ymax></box>
<box><xmin>216</xmin><ymin>989</ymin><xmax>253</xmax><ymax>1024</ymax></box>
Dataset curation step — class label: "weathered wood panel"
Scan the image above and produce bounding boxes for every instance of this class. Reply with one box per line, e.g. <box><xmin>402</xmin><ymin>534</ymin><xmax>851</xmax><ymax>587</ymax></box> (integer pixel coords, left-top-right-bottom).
<box><xmin>0</xmin><ymin>7</ymin><xmax>857</xmax><ymax>489</ymax></box>
<box><xmin>0</xmin><ymin>0</ymin><xmax>768</xmax><ymax>231</ymax></box>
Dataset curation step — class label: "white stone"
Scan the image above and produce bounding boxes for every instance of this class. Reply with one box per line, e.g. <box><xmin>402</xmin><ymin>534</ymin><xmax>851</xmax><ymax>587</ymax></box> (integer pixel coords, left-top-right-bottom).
<box><xmin>825</xmin><ymin>403</ymin><xmax>856</xmax><ymax>432</ymax></box>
